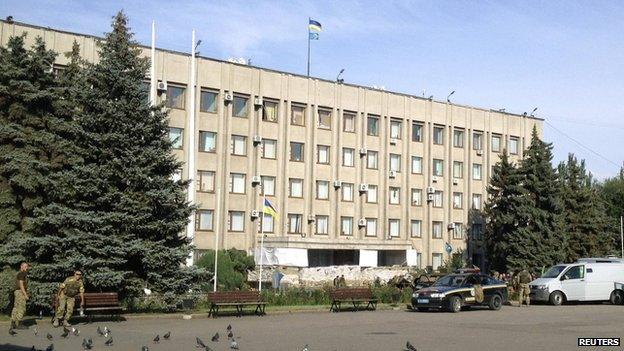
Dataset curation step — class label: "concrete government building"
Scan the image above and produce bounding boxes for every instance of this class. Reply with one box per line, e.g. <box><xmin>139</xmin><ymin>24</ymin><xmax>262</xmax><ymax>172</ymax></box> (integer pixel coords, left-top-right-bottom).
<box><xmin>0</xmin><ymin>20</ymin><xmax>543</xmax><ymax>270</ymax></box>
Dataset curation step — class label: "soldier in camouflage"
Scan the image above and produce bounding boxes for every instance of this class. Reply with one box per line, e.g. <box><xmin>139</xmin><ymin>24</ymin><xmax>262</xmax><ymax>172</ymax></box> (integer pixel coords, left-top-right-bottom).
<box><xmin>516</xmin><ymin>269</ymin><xmax>533</xmax><ymax>307</ymax></box>
<box><xmin>53</xmin><ymin>270</ymin><xmax>85</xmax><ymax>327</ymax></box>
<box><xmin>10</xmin><ymin>262</ymin><xmax>30</xmax><ymax>331</ymax></box>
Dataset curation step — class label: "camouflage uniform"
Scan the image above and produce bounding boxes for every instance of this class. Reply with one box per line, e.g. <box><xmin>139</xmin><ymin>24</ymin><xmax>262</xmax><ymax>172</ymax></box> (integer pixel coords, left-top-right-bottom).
<box><xmin>517</xmin><ymin>269</ymin><xmax>532</xmax><ymax>306</ymax></box>
<box><xmin>54</xmin><ymin>276</ymin><xmax>85</xmax><ymax>325</ymax></box>
<box><xmin>10</xmin><ymin>271</ymin><xmax>28</xmax><ymax>328</ymax></box>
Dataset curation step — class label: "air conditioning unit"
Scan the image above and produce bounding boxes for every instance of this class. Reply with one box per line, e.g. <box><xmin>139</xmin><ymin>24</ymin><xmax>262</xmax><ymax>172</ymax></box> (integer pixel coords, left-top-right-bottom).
<box><xmin>224</xmin><ymin>92</ymin><xmax>233</xmax><ymax>102</ymax></box>
<box><xmin>357</xmin><ymin>218</ymin><xmax>366</xmax><ymax>227</ymax></box>
<box><xmin>447</xmin><ymin>223</ymin><xmax>456</xmax><ymax>230</ymax></box>
<box><xmin>389</xmin><ymin>170</ymin><xmax>397</xmax><ymax>179</ymax></box>
<box><xmin>432</xmin><ymin>176</ymin><xmax>439</xmax><ymax>183</ymax></box>
<box><xmin>476</xmin><ymin>149</ymin><xmax>483</xmax><ymax>156</ymax></box>
<box><xmin>251</xmin><ymin>176</ymin><xmax>261</xmax><ymax>184</ymax></box>
<box><xmin>427</xmin><ymin>193</ymin><xmax>435</xmax><ymax>202</ymax></box>
<box><xmin>359</xmin><ymin>148</ymin><xmax>367</xmax><ymax>156</ymax></box>
<box><xmin>453</xmin><ymin>178</ymin><xmax>459</xmax><ymax>186</ymax></box>
<box><xmin>156</xmin><ymin>81</ymin><xmax>167</xmax><ymax>91</ymax></box>
<box><xmin>254</xmin><ymin>97</ymin><xmax>263</xmax><ymax>106</ymax></box>
<box><xmin>333</xmin><ymin>180</ymin><xmax>343</xmax><ymax>188</ymax></box>
<box><xmin>358</xmin><ymin>184</ymin><xmax>369</xmax><ymax>192</ymax></box>
<box><xmin>390</xmin><ymin>138</ymin><xmax>398</xmax><ymax>145</ymax></box>
<box><xmin>426</xmin><ymin>186</ymin><xmax>436</xmax><ymax>194</ymax></box>
<box><xmin>250</xmin><ymin>210</ymin><xmax>260</xmax><ymax>218</ymax></box>
<box><xmin>307</xmin><ymin>215</ymin><xmax>316</xmax><ymax>222</ymax></box>
<box><xmin>252</xmin><ymin>135</ymin><xmax>263</xmax><ymax>144</ymax></box>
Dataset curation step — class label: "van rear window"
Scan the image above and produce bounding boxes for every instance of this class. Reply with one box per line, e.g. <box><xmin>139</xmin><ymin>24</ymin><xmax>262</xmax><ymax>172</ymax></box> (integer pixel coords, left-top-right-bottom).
<box><xmin>586</xmin><ymin>268</ymin><xmax>593</xmax><ymax>273</ymax></box>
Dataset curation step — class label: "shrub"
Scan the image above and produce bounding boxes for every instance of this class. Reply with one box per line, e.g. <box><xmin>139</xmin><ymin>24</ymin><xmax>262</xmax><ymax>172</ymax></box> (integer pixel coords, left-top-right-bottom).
<box><xmin>196</xmin><ymin>249</ymin><xmax>253</xmax><ymax>291</ymax></box>
<box><xmin>261</xmin><ymin>285</ymin><xmax>333</xmax><ymax>306</ymax></box>
<box><xmin>0</xmin><ymin>266</ymin><xmax>15</xmax><ymax>314</ymax></box>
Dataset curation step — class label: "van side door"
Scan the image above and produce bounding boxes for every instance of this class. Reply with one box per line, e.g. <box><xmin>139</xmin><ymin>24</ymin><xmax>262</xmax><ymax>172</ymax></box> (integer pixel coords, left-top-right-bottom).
<box><xmin>560</xmin><ymin>265</ymin><xmax>586</xmax><ymax>301</ymax></box>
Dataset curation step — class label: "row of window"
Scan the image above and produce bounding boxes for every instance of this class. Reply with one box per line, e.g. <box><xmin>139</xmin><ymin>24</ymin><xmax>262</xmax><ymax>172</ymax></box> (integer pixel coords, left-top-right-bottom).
<box><xmin>196</xmin><ymin>210</ymin><xmax>482</xmax><ymax>240</ymax></box>
<box><xmin>165</xmin><ymin>86</ymin><xmax>521</xmax><ymax>154</ymax></box>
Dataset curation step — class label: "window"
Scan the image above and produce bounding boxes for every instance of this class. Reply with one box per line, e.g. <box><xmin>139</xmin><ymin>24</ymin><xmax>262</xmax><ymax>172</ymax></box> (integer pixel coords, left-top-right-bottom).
<box><xmin>342</xmin><ymin>183</ymin><xmax>354</xmax><ymax>202</ymax></box>
<box><xmin>316</xmin><ymin>215</ymin><xmax>329</xmax><ymax>234</ymax></box>
<box><xmin>169</xmin><ymin>127</ymin><xmax>183</xmax><ymax>149</ymax></box>
<box><xmin>453</xmin><ymin>223</ymin><xmax>463</xmax><ymax>239</ymax></box>
<box><xmin>317</xmin><ymin>145</ymin><xmax>330</xmax><ymax>164</ymax></box>
<box><xmin>341</xmin><ymin>217</ymin><xmax>353</xmax><ymax>236</ymax></box>
<box><xmin>491</xmin><ymin>135</ymin><xmax>501</xmax><ymax>152</ymax></box>
<box><xmin>389</xmin><ymin>154</ymin><xmax>401</xmax><ymax>172</ymax></box>
<box><xmin>231</xmin><ymin>135</ymin><xmax>247</xmax><ymax>155</ymax></box>
<box><xmin>411</xmin><ymin>156</ymin><xmax>423</xmax><ymax>174</ymax></box>
<box><xmin>389</xmin><ymin>219</ymin><xmax>400</xmax><ymax>237</ymax></box>
<box><xmin>166</xmin><ymin>85</ymin><xmax>185</xmax><ymax>109</ymax></box>
<box><xmin>367</xmin><ymin>115</ymin><xmax>379</xmax><ymax>136</ymax></box>
<box><xmin>228</xmin><ymin>211</ymin><xmax>245</xmax><ymax>232</ymax></box>
<box><xmin>411</xmin><ymin>188</ymin><xmax>422</xmax><ymax>206</ymax></box>
<box><xmin>453</xmin><ymin>161</ymin><xmax>463</xmax><ymax>179</ymax></box>
<box><xmin>367</xmin><ymin>185</ymin><xmax>378</xmax><ymax>203</ymax></box>
<box><xmin>412</xmin><ymin>122</ymin><xmax>423</xmax><ymax>142</ymax></box>
<box><xmin>290</xmin><ymin>142</ymin><xmax>304</xmax><ymax>161</ymax></box>
<box><xmin>432</xmin><ymin>221</ymin><xmax>443</xmax><ymax>238</ymax></box>
<box><xmin>453</xmin><ymin>192</ymin><xmax>463</xmax><ymax>209</ymax></box>
<box><xmin>318</xmin><ymin>109</ymin><xmax>331</xmax><ymax>129</ymax></box>
<box><xmin>365</xmin><ymin>218</ymin><xmax>377</xmax><ymax>237</ymax></box>
<box><xmin>289</xmin><ymin>178</ymin><xmax>303</xmax><ymax>198</ymax></box>
<box><xmin>509</xmin><ymin>137</ymin><xmax>519</xmax><ymax>155</ymax></box>
<box><xmin>342</xmin><ymin>148</ymin><xmax>354</xmax><ymax>167</ymax></box>
<box><xmin>197</xmin><ymin>170</ymin><xmax>215</xmax><ymax>192</ymax></box>
<box><xmin>390</xmin><ymin>119</ymin><xmax>402</xmax><ymax>139</ymax></box>
<box><xmin>410</xmin><ymin>220</ymin><xmax>422</xmax><ymax>237</ymax></box>
<box><xmin>262</xmin><ymin>139</ymin><xmax>276</xmax><ymax>159</ymax></box>
<box><xmin>414</xmin><ymin>253</ymin><xmax>422</xmax><ymax>268</ymax></box>
<box><xmin>473</xmin><ymin>163</ymin><xmax>482</xmax><ymax>180</ymax></box>
<box><xmin>389</xmin><ymin>187</ymin><xmax>400</xmax><ymax>204</ymax></box>
<box><xmin>199</xmin><ymin>131</ymin><xmax>216</xmax><ymax>152</ymax></box>
<box><xmin>229</xmin><ymin>173</ymin><xmax>246</xmax><ymax>194</ymax></box>
<box><xmin>196</xmin><ymin>210</ymin><xmax>214</xmax><ymax>231</ymax></box>
<box><xmin>472</xmin><ymin>194</ymin><xmax>482</xmax><ymax>210</ymax></box>
<box><xmin>262</xmin><ymin>100</ymin><xmax>278</xmax><ymax>122</ymax></box>
<box><xmin>433</xmin><ymin>126</ymin><xmax>444</xmax><ymax>145</ymax></box>
<box><xmin>471</xmin><ymin>223</ymin><xmax>483</xmax><ymax>240</ymax></box>
<box><xmin>316</xmin><ymin>180</ymin><xmax>329</xmax><ymax>199</ymax></box>
<box><xmin>261</xmin><ymin>213</ymin><xmax>274</xmax><ymax>233</ymax></box>
<box><xmin>453</xmin><ymin>129</ymin><xmax>464</xmax><ymax>148</ymax></box>
<box><xmin>200</xmin><ymin>90</ymin><xmax>217</xmax><ymax>113</ymax></box>
<box><xmin>433</xmin><ymin>191</ymin><xmax>443</xmax><ymax>207</ymax></box>
<box><xmin>233</xmin><ymin>95</ymin><xmax>248</xmax><ymax>117</ymax></box>
<box><xmin>432</xmin><ymin>253</ymin><xmax>443</xmax><ymax>270</ymax></box>
<box><xmin>343</xmin><ymin>112</ymin><xmax>356</xmax><ymax>132</ymax></box>
<box><xmin>433</xmin><ymin>159</ymin><xmax>444</xmax><ymax>176</ymax></box>
<box><xmin>564</xmin><ymin>265</ymin><xmax>584</xmax><ymax>280</ymax></box>
<box><xmin>288</xmin><ymin>214</ymin><xmax>303</xmax><ymax>234</ymax></box>
<box><xmin>367</xmin><ymin>151</ymin><xmax>378</xmax><ymax>169</ymax></box>
<box><xmin>473</xmin><ymin>132</ymin><xmax>483</xmax><ymax>150</ymax></box>
<box><xmin>291</xmin><ymin>104</ymin><xmax>305</xmax><ymax>126</ymax></box>
<box><xmin>261</xmin><ymin>176</ymin><xmax>275</xmax><ymax>196</ymax></box>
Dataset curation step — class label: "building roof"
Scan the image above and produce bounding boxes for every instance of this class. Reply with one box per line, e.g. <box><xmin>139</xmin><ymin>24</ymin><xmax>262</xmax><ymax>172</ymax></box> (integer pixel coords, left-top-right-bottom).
<box><xmin>1</xmin><ymin>19</ymin><xmax>544</xmax><ymax>122</ymax></box>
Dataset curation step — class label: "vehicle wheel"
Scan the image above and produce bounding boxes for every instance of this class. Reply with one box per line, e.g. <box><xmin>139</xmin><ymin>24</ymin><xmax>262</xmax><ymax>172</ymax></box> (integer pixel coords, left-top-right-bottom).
<box><xmin>448</xmin><ymin>296</ymin><xmax>462</xmax><ymax>313</ymax></box>
<box><xmin>416</xmin><ymin>307</ymin><xmax>428</xmax><ymax>312</ymax></box>
<box><xmin>488</xmin><ymin>294</ymin><xmax>502</xmax><ymax>310</ymax></box>
<box><xmin>610</xmin><ymin>290</ymin><xmax>624</xmax><ymax>305</ymax></box>
<box><xmin>549</xmin><ymin>291</ymin><xmax>564</xmax><ymax>306</ymax></box>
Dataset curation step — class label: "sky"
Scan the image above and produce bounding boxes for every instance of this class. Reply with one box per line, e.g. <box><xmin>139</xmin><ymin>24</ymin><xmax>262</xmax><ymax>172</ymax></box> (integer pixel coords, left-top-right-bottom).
<box><xmin>1</xmin><ymin>0</ymin><xmax>623</xmax><ymax>179</ymax></box>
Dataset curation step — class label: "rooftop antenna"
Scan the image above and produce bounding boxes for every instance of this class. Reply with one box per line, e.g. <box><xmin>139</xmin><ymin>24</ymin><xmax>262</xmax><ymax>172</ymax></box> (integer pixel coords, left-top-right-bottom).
<box><xmin>530</xmin><ymin>107</ymin><xmax>538</xmax><ymax>116</ymax></box>
<box><xmin>336</xmin><ymin>68</ymin><xmax>345</xmax><ymax>83</ymax></box>
<box><xmin>428</xmin><ymin>95</ymin><xmax>434</xmax><ymax>101</ymax></box>
<box><xmin>499</xmin><ymin>108</ymin><xmax>506</xmax><ymax>112</ymax></box>
<box><xmin>447</xmin><ymin>90</ymin><xmax>455</xmax><ymax>103</ymax></box>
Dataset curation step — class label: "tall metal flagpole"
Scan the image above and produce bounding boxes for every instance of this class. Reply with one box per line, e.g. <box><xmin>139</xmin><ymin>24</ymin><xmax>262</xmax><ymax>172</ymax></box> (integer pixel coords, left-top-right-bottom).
<box><xmin>258</xmin><ymin>192</ymin><xmax>266</xmax><ymax>291</ymax></box>
<box><xmin>186</xmin><ymin>29</ymin><xmax>198</xmax><ymax>267</ymax></box>
<box><xmin>307</xmin><ymin>17</ymin><xmax>311</xmax><ymax>76</ymax></box>
<box><xmin>620</xmin><ymin>215</ymin><xmax>623</xmax><ymax>259</ymax></box>
<box><xmin>149</xmin><ymin>21</ymin><xmax>156</xmax><ymax>106</ymax></box>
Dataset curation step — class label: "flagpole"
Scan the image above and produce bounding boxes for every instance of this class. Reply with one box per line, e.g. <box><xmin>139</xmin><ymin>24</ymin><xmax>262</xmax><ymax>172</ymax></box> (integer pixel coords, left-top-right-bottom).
<box><xmin>307</xmin><ymin>17</ymin><xmax>311</xmax><ymax>76</ymax></box>
<box><xmin>259</xmin><ymin>193</ymin><xmax>266</xmax><ymax>292</ymax></box>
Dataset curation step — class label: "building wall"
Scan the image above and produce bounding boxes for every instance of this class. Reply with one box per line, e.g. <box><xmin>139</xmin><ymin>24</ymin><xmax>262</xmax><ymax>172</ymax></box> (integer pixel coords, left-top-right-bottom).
<box><xmin>0</xmin><ymin>21</ymin><xmax>543</xmax><ymax>267</ymax></box>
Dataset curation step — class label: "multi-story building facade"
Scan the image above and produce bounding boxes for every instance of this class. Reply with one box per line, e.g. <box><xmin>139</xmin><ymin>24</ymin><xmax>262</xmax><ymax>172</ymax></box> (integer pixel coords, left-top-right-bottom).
<box><xmin>1</xmin><ymin>20</ymin><xmax>543</xmax><ymax>270</ymax></box>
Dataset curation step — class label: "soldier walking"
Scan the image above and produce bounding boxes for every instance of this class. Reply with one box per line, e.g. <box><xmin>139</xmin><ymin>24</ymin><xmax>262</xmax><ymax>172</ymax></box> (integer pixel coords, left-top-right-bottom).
<box><xmin>53</xmin><ymin>270</ymin><xmax>85</xmax><ymax>327</ymax></box>
<box><xmin>10</xmin><ymin>262</ymin><xmax>30</xmax><ymax>331</ymax></box>
<box><xmin>516</xmin><ymin>268</ymin><xmax>533</xmax><ymax>307</ymax></box>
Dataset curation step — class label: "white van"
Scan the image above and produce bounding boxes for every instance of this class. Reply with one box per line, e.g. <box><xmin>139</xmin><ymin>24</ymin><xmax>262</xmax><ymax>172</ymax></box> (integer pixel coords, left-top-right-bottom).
<box><xmin>529</xmin><ymin>260</ymin><xmax>624</xmax><ymax>305</ymax></box>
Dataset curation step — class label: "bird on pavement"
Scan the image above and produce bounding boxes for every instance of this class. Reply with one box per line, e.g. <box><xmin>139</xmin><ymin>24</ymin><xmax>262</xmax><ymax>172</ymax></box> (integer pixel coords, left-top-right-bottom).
<box><xmin>33</xmin><ymin>327</ymin><xmax>38</xmax><ymax>335</ymax></box>
<box><xmin>9</xmin><ymin>329</ymin><xmax>17</xmax><ymax>336</ymax></box>
<box><xmin>230</xmin><ymin>339</ymin><xmax>239</xmax><ymax>349</ymax></box>
<box><xmin>45</xmin><ymin>344</ymin><xmax>54</xmax><ymax>351</ymax></box>
<box><xmin>46</xmin><ymin>333</ymin><xmax>53</xmax><ymax>340</ymax></box>
<box><xmin>153</xmin><ymin>334</ymin><xmax>160</xmax><ymax>343</ymax></box>
<box><xmin>227</xmin><ymin>330</ymin><xmax>233</xmax><ymax>338</ymax></box>
<box><xmin>405</xmin><ymin>341</ymin><xmax>417</xmax><ymax>351</ymax></box>
<box><xmin>87</xmin><ymin>338</ymin><xmax>94</xmax><ymax>347</ymax></box>
<box><xmin>61</xmin><ymin>327</ymin><xmax>70</xmax><ymax>338</ymax></box>
<box><xmin>211</xmin><ymin>332</ymin><xmax>219</xmax><ymax>342</ymax></box>
<box><xmin>196</xmin><ymin>337</ymin><xmax>207</xmax><ymax>348</ymax></box>
<box><xmin>301</xmin><ymin>345</ymin><xmax>309</xmax><ymax>351</ymax></box>
<box><xmin>141</xmin><ymin>346</ymin><xmax>149</xmax><ymax>351</ymax></box>
<box><xmin>97</xmin><ymin>326</ymin><xmax>104</xmax><ymax>336</ymax></box>
<box><xmin>105</xmin><ymin>337</ymin><xmax>114</xmax><ymax>346</ymax></box>
<box><xmin>73</xmin><ymin>327</ymin><xmax>80</xmax><ymax>336</ymax></box>
<box><xmin>226</xmin><ymin>324</ymin><xmax>232</xmax><ymax>331</ymax></box>
<box><xmin>163</xmin><ymin>331</ymin><xmax>171</xmax><ymax>340</ymax></box>
<box><xmin>104</xmin><ymin>326</ymin><xmax>111</xmax><ymax>334</ymax></box>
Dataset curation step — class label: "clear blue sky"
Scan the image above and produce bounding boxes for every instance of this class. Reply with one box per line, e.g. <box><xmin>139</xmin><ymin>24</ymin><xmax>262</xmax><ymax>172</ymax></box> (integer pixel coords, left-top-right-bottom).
<box><xmin>2</xmin><ymin>0</ymin><xmax>623</xmax><ymax>179</ymax></box>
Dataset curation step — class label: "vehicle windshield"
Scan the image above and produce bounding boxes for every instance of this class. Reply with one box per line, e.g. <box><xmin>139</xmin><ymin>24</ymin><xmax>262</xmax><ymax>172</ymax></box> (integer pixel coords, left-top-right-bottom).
<box><xmin>433</xmin><ymin>275</ymin><xmax>466</xmax><ymax>287</ymax></box>
<box><xmin>542</xmin><ymin>265</ymin><xmax>567</xmax><ymax>278</ymax></box>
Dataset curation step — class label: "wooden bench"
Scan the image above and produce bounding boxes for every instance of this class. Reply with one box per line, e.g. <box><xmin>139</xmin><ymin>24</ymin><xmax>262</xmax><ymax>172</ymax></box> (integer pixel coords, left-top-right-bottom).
<box><xmin>207</xmin><ymin>291</ymin><xmax>266</xmax><ymax>318</ymax></box>
<box><xmin>329</xmin><ymin>287</ymin><xmax>377</xmax><ymax>312</ymax></box>
<box><xmin>52</xmin><ymin>292</ymin><xmax>124</xmax><ymax>322</ymax></box>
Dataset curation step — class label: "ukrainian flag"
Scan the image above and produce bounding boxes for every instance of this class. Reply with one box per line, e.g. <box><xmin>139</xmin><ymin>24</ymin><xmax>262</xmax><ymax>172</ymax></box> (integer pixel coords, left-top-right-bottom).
<box><xmin>263</xmin><ymin>198</ymin><xmax>278</xmax><ymax>219</ymax></box>
<box><xmin>309</xmin><ymin>19</ymin><xmax>322</xmax><ymax>32</ymax></box>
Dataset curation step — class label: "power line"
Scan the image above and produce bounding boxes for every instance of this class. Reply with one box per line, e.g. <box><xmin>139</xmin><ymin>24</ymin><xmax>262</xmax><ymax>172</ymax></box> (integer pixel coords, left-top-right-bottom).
<box><xmin>544</xmin><ymin>120</ymin><xmax>622</xmax><ymax>169</ymax></box>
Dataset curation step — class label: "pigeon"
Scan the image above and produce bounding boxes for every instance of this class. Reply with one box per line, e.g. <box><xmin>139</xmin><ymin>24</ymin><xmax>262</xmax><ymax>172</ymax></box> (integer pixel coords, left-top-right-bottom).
<box><xmin>97</xmin><ymin>326</ymin><xmax>104</xmax><ymax>336</ymax></box>
<box><xmin>9</xmin><ymin>329</ymin><xmax>17</xmax><ymax>336</ymax></box>
<box><xmin>405</xmin><ymin>341</ymin><xmax>417</xmax><ymax>351</ymax></box>
<box><xmin>227</xmin><ymin>331</ymin><xmax>233</xmax><ymax>338</ymax></box>
<box><xmin>163</xmin><ymin>331</ymin><xmax>171</xmax><ymax>340</ymax></box>
<box><xmin>61</xmin><ymin>327</ymin><xmax>70</xmax><ymax>338</ymax></box>
<box><xmin>104</xmin><ymin>337</ymin><xmax>114</xmax><ymax>346</ymax></box>
<box><xmin>302</xmin><ymin>345</ymin><xmax>310</xmax><ymax>351</ymax></box>
<box><xmin>153</xmin><ymin>334</ymin><xmax>160</xmax><ymax>343</ymax></box>
<box><xmin>73</xmin><ymin>327</ymin><xmax>80</xmax><ymax>336</ymax></box>
<box><xmin>33</xmin><ymin>327</ymin><xmax>38</xmax><ymax>335</ymax></box>
<box><xmin>45</xmin><ymin>344</ymin><xmax>54</xmax><ymax>351</ymax></box>
<box><xmin>104</xmin><ymin>326</ymin><xmax>111</xmax><ymax>334</ymax></box>
<box><xmin>142</xmin><ymin>346</ymin><xmax>149</xmax><ymax>351</ymax></box>
<box><xmin>30</xmin><ymin>346</ymin><xmax>35</xmax><ymax>351</ymax></box>
<box><xmin>230</xmin><ymin>339</ymin><xmax>239</xmax><ymax>349</ymax></box>
<box><xmin>196</xmin><ymin>337</ymin><xmax>206</xmax><ymax>348</ymax></box>
<box><xmin>47</xmin><ymin>332</ymin><xmax>53</xmax><ymax>340</ymax></box>
<box><xmin>211</xmin><ymin>332</ymin><xmax>219</xmax><ymax>342</ymax></box>
<box><xmin>87</xmin><ymin>338</ymin><xmax>94</xmax><ymax>347</ymax></box>
<box><xmin>226</xmin><ymin>324</ymin><xmax>232</xmax><ymax>331</ymax></box>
